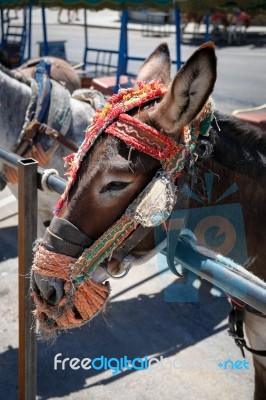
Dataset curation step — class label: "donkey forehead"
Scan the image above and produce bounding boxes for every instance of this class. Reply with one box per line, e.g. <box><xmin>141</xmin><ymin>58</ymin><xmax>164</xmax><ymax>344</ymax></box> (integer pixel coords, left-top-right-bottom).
<box><xmin>78</xmin><ymin>135</ymin><xmax>136</xmax><ymax>181</ymax></box>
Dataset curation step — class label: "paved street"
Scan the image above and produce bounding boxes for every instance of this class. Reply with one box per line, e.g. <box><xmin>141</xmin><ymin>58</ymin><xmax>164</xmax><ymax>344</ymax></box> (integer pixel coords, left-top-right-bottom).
<box><xmin>25</xmin><ymin>7</ymin><xmax>266</xmax><ymax>114</ymax></box>
<box><xmin>1</xmin><ymin>7</ymin><xmax>265</xmax><ymax>400</ymax></box>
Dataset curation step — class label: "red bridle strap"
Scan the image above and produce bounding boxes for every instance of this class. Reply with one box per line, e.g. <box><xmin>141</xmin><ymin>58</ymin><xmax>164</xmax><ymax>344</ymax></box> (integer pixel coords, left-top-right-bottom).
<box><xmin>55</xmin><ymin>80</ymin><xmax>167</xmax><ymax>214</ymax></box>
<box><xmin>105</xmin><ymin>113</ymin><xmax>180</xmax><ymax>162</ymax></box>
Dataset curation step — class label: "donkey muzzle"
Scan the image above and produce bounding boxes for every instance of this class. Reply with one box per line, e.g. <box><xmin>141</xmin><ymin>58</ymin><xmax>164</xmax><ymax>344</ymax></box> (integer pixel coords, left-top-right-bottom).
<box><xmin>34</xmin><ymin>216</ymin><xmax>94</xmax><ymax>305</ymax></box>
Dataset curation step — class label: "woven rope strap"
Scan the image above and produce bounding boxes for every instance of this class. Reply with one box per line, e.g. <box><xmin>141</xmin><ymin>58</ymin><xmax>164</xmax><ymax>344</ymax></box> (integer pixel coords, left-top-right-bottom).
<box><xmin>32</xmin><ymin>245</ymin><xmax>110</xmax><ymax>331</ymax></box>
<box><xmin>71</xmin><ymin>215</ymin><xmax>136</xmax><ymax>282</ymax></box>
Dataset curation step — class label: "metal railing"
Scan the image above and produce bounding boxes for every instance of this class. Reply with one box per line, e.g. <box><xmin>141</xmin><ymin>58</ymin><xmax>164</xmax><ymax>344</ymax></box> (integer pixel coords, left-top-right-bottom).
<box><xmin>0</xmin><ymin>146</ymin><xmax>66</xmax><ymax>400</ymax></box>
<box><xmin>0</xmin><ymin>147</ymin><xmax>66</xmax><ymax>194</ymax></box>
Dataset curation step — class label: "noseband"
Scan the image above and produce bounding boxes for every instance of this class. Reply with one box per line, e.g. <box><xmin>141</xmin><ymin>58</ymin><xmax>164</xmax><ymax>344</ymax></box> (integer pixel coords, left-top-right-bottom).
<box><xmin>42</xmin><ymin>216</ymin><xmax>93</xmax><ymax>258</ymax></box>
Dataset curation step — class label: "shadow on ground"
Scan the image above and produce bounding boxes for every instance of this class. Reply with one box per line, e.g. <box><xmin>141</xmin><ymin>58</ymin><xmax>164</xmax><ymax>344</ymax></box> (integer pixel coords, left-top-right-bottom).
<box><xmin>0</xmin><ymin>225</ymin><xmax>18</xmax><ymax>261</ymax></box>
<box><xmin>0</xmin><ymin>279</ymin><xmax>229</xmax><ymax>400</ymax></box>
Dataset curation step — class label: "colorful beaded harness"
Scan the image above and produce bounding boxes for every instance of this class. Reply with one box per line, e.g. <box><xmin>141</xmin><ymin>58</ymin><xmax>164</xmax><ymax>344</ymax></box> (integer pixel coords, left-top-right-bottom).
<box><xmin>55</xmin><ymin>80</ymin><xmax>213</xmax><ymax>283</ymax></box>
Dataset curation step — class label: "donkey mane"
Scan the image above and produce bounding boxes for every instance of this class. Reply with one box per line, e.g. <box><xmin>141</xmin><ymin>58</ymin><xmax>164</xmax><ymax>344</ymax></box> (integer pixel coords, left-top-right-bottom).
<box><xmin>215</xmin><ymin>112</ymin><xmax>266</xmax><ymax>151</ymax></box>
<box><xmin>209</xmin><ymin>112</ymin><xmax>266</xmax><ymax>185</ymax></box>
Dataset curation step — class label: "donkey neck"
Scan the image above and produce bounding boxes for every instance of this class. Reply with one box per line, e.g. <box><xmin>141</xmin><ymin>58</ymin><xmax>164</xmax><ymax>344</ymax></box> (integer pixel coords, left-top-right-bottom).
<box><xmin>0</xmin><ymin>69</ymin><xmax>31</xmax><ymax>150</ymax></box>
<box><xmin>210</xmin><ymin>112</ymin><xmax>266</xmax><ymax>186</ymax></box>
<box><xmin>198</xmin><ymin>113</ymin><xmax>266</xmax><ymax>280</ymax></box>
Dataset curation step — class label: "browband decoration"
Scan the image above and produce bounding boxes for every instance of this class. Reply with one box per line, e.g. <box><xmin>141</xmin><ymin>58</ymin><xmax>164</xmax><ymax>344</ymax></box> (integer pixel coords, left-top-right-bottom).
<box><xmin>105</xmin><ymin>113</ymin><xmax>178</xmax><ymax>162</ymax></box>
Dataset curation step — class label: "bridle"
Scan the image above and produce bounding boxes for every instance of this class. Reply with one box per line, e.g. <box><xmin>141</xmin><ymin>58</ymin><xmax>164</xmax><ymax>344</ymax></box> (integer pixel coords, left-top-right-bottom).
<box><xmin>44</xmin><ymin>80</ymin><xmax>213</xmax><ymax>284</ymax></box>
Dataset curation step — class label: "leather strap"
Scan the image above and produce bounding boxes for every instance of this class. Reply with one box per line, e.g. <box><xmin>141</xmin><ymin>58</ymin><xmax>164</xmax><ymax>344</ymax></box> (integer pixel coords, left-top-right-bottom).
<box><xmin>166</xmin><ymin>175</ymin><xmax>192</xmax><ymax>277</ymax></box>
<box><xmin>34</xmin><ymin>59</ymin><xmax>52</xmax><ymax>123</ymax></box>
<box><xmin>228</xmin><ymin>302</ymin><xmax>266</xmax><ymax>357</ymax></box>
<box><xmin>112</xmin><ymin>224</ymin><xmax>153</xmax><ymax>263</ymax></box>
<box><xmin>34</xmin><ymin>120</ymin><xmax>78</xmax><ymax>152</ymax></box>
<box><xmin>42</xmin><ymin>216</ymin><xmax>94</xmax><ymax>258</ymax></box>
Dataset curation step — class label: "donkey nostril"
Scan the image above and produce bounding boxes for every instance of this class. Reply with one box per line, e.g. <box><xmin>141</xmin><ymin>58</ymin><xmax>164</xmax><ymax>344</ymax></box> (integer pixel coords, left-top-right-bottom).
<box><xmin>46</xmin><ymin>286</ymin><xmax>57</xmax><ymax>304</ymax></box>
<box><xmin>34</xmin><ymin>273</ymin><xmax>64</xmax><ymax>305</ymax></box>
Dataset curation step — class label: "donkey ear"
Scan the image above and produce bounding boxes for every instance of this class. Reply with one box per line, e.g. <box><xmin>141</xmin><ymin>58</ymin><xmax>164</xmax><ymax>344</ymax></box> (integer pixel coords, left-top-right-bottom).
<box><xmin>149</xmin><ymin>42</ymin><xmax>217</xmax><ymax>135</ymax></box>
<box><xmin>135</xmin><ymin>43</ymin><xmax>171</xmax><ymax>86</ymax></box>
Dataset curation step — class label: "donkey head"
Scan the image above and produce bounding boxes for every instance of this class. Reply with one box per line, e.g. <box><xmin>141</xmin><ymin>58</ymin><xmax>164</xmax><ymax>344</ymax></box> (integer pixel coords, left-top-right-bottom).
<box><xmin>32</xmin><ymin>42</ymin><xmax>217</xmax><ymax>333</ymax></box>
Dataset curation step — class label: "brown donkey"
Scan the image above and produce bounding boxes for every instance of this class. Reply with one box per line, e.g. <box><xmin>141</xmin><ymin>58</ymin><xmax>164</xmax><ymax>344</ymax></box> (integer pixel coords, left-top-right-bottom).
<box><xmin>32</xmin><ymin>42</ymin><xmax>266</xmax><ymax>399</ymax></box>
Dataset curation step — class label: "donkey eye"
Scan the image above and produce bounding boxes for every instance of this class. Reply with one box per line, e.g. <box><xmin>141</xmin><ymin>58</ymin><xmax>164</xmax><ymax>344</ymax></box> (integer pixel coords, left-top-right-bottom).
<box><xmin>100</xmin><ymin>181</ymin><xmax>131</xmax><ymax>193</ymax></box>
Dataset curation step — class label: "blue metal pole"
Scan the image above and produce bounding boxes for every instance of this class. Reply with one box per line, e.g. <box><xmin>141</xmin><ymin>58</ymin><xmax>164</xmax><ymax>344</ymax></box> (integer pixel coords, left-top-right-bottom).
<box><xmin>124</xmin><ymin>12</ymin><xmax>128</xmax><ymax>70</ymax></box>
<box><xmin>116</xmin><ymin>9</ymin><xmax>128</xmax><ymax>93</ymax></box>
<box><xmin>0</xmin><ymin>9</ymin><xmax>4</xmax><ymax>46</ymax></box>
<box><xmin>20</xmin><ymin>8</ymin><xmax>28</xmax><ymax>64</ymax></box>
<box><xmin>27</xmin><ymin>0</ymin><xmax>33</xmax><ymax>60</ymax></box>
<box><xmin>205</xmin><ymin>13</ymin><xmax>210</xmax><ymax>41</ymax></box>
<box><xmin>83</xmin><ymin>8</ymin><xmax>88</xmax><ymax>70</ymax></box>
<box><xmin>174</xmin><ymin>7</ymin><xmax>182</xmax><ymax>70</ymax></box>
<box><xmin>174</xmin><ymin>234</ymin><xmax>266</xmax><ymax>314</ymax></box>
<box><xmin>0</xmin><ymin>147</ymin><xmax>66</xmax><ymax>194</ymax></box>
<box><xmin>41</xmin><ymin>5</ymin><xmax>48</xmax><ymax>56</ymax></box>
